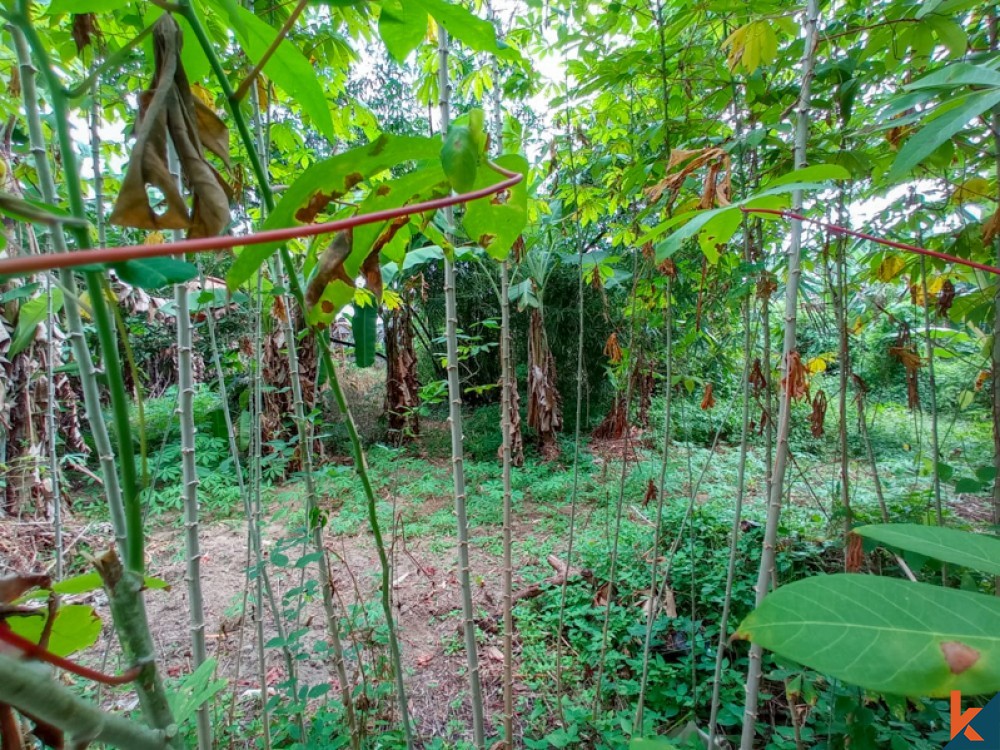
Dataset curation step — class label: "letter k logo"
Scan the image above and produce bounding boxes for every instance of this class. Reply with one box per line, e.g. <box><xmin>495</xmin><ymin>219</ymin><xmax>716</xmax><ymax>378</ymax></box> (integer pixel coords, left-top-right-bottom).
<box><xmin>953</xmin><ymin>691</ymin><xmax>985</xmax><ymax>742</ymax></box>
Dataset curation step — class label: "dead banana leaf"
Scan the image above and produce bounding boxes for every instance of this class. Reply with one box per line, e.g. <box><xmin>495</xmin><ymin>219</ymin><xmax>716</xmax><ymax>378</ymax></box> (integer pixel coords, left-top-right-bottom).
<box><xmin>111</xmin><ymin>15</ymin><xmax>230</xmax><ymax>239</ymax></box>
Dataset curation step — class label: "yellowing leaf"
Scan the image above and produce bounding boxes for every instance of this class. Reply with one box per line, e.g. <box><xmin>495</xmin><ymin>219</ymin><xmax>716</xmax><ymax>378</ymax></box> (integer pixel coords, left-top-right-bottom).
<box><xmin>877</xmin><ymin>256</ymin><xmax>906</xmax><ymax>282</ymax></box>
<box><xmin>912</xmin><ymin>275</ymin><xmax>947</xmax><ymax>305</ymax></box>
<box><xmin>383</xmin><ymin>288</ymin><xmax>402</xmax><ymax>311</ymax></box>
<box><xmin>353</xmin><ymin>287</ymin><xmax>376</xmax><ymax>307</ymax></box>
<box><xmin>806</xmin><ymin>352</ymin><xmax>836</xmax><ymax>374</ymax></box>
<box><xmin>951</xmin><ymin>177</ymin><xmax>993</xmax><ymax>205</ymax></box>
<box><xmin>722</xmin><ymin>25</ymin><xmax>748</xmax><ymax>71</ymax></box>
<box><xmin>807</xmin><ymin>357</ymin><xmax>827</xmax><ymax>374</ymax></box>
<box><xmin>190</xmin><ymin>83</ymin><xmax>215</xmax><ymax>109</ymax></box>
<box><xmin>144</xmin><ymin>231</ymin><xmax>166</xmax><ymax>245</ymax></box>
<box><xmin>723</xmin><ymin>21</ymin><xmax>777</xmax><ymax>73</ymax></box>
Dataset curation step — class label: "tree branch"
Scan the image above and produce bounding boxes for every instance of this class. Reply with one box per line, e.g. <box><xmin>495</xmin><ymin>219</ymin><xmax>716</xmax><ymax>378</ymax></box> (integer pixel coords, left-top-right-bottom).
<box><xmin>0</xmin><ymin>654</ymin><xmax>171</xmax><ymax>750</ymax></box>
<box><xmin>232</xmin><ymin>0</ymin><xmax>309</xmax><ymax>103</ymax></box>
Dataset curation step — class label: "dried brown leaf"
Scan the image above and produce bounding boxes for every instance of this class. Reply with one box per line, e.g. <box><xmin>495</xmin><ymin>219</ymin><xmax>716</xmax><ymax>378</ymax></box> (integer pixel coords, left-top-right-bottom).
<box><xmin>700</xmin><ymin>382</ymin><xmax>715</xmax><ymax>410</ymax></box>
<box><xmin>361</xmin><ymin>250</ymin><xmax>383</xmax><ymax>302</ymax></box>
<box><xmin>782</xmin><ymin>351</ymin><xmax>809</xmax><ymax>401</ymax></box>
<box><xmin>643</xmin><ymin>479</ymin><xmax>657</xmax><ymax>508</ymax></box>
<box><xmin>72</xmin><ymin>13</ymin><xmax>100</xmax><ymax>52</ymax></box>
<box><xmin>809</xmin><ymin>389</ymin><xmax>827</xmax><ymax>438</ymax></box>
<box><xmin>604</xmin><ymin>332</ymin><xmax>622</xmax><ymax>363</ymax></box>
<box><xmin>936</xmin><ymin>279</ymin><xmax>955</xmax><ymax>317</ymax></box>
<box><xmin>982</xmin><ymin>207</ymin><xmax>1000</xmax><ymax>245</ymax></box>
<box><xmin>110</xmin><ymin>15</ymin><xmax>231</xmax><ymax>239</ymax></box>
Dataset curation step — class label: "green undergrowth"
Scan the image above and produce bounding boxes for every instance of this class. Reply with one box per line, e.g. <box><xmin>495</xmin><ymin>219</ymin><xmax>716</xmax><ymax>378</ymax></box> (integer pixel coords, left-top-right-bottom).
<box><xmin>74</xmin><ymin>397</ymin><xmax>990</xmax><ymax>748</ymax></box>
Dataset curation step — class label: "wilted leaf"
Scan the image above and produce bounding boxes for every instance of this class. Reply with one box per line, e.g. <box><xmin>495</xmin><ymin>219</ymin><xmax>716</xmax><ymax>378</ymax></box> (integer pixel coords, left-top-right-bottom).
<box><xmin>700</xmin><ymin>382</ymin><xmax>715</xmax><ymax>410</ymax></box>
<box><xmin>110</xmin><ymin>15</ymin><xmax>230</xmax><ymax>239</ymax></box>
<box><xmin>782</xmin><ymin>351</ymin><xmax>809</xmax><ymax>401</ymax></box>
<box><xmin>305</xmin><ymin>230</ymin><xmax>354</xmax><ymax>314</ymax></box>
<box><xmin>604</xmin><ymin>332</ymin><xmax>622</xmax><ymax>363</ymax></box>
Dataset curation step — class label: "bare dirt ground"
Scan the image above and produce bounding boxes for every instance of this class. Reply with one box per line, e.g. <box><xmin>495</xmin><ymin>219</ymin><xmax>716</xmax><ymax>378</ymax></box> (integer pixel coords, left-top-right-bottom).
<box><xmin>113</xmin><ymin>490</ymin><xmax>566</xmax><ymax>746</ymax></box>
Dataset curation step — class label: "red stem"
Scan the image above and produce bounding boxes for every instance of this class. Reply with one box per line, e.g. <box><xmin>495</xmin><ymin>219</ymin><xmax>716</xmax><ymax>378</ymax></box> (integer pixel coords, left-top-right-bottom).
<box><xmin>741</xmin><ymin>207</ymin><xmax>1000</xmax><ymax>276</ymax></box>
<box><xmin>0</xmin><ymin>163</ymin><xmax>522</xmax><ymax>278</ymax></box>
<box><xmin>0</xmin><ymin>623</ymin><xmax>139</xmax><ymax>686</ymax></box>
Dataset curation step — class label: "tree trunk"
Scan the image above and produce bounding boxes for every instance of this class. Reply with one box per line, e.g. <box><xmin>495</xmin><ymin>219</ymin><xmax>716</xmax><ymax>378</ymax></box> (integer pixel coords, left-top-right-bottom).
<box><xmin>385</xmin><ymin>301</ymin><xmax>420</xmax><ymax>446</ymax></box>
<box><xmin>527</xmin><ymin>306</ymin><xmax>563</xmax><ymax>459</ymax></box>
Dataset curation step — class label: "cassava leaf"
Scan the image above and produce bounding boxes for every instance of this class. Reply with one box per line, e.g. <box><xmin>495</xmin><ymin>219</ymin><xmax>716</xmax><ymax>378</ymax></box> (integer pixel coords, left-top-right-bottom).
<box><xmin>411</xmin><ymin>0</ymin><xmax>523</xmax><ymax>63</ymax></box>
<box><xmin>228</xmin><ymin>135</ymin><xmax>441</xmax><ymax>290</ymax></box>
<box><xmin>208</xmin><ymin>0</ymin><xmax>335</xmax><ymax>143</ymax></box>
<box><xmin>855</xmin><ymin>524</ymin><xmax>1000</xmax><ymax>575</ymax></box>
<box><xmin>0</xmin><ymin>192</ymin><xmax>90</xmax><ymax>228</ymax></box>
<box><xmin>888</xmin><ymin>89</ymin><xmax>1000</xmax><ymax>182</ymax></box>
<box><xmin>9</xmin><ymin>604</ymin><xmax>102</xmax><ymax>658</ymax></box>
<box><xmin>351</xmin><ymin>164</ymin><xmax>449</xmax><ymax>269</ymax></box>
<box><xmin>463</xmin><ymin>154</ymin><xmax>529</xmax><ymax>260</ymax></box>
<box><xmin>904</xmin><ymin>62</ymin><xmax>1000</xmax><ymax>91</ymax></box>
<box><xmin>441</xmin><ymin>125</ymin><xmax>479</xmax><ymax>193</ymax></box>
<box><xmin>49</xmin><ymin>0</ymin><xmax>128</xmax><ymax>11</ymax></box>
<box><xmin>378</xmin><ymin>0</ymin><xmax>427</xmax><ymax>61</ymax></box>
<box><xmin>737</xmin><ymin>574</ymin><xmax>1000</xmax><ymax>697</ymax></box>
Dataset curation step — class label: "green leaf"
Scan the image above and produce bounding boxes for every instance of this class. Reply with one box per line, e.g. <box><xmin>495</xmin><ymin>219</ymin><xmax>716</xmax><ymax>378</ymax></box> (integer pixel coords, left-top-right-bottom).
<box><xmin>955</xmin><ymin>477</ymin><xmax>984</xmax><ymax>494</ymax></box>
<box><xmin>228</xmin><ymin>135</ymin><xmax>441</xmax><ymax>290</ymax></box>
<box><xmin>9</xmin><ymin>289</ymin><xmax>63</xmax><ymax>358</ymax></box>
<box><xmin>654</xmin><ymin>171</ymin><xmax>850</xmax><ymax>262</ymax></box>
<box><xmin>402</xmin><ymin>244</ymin><xmax>445</xmax><ymax>273</ymax></box>
<box><xmin>915</xmin><ymin>0</ymin><xmax>945</xmax><ymax>17</ymax></box>
<box><xmin>888</xmin><ymin>89</ymin><xmax>1000</xmax><ymax>182</ymax></box>
<box><xmin>52</xmin><ymin>572</ymin><xmax>105</xmax><ymax>595</ymax></box>
<box><xmin>412</xmin><ymin>0</ymin><xmax>523</xmax><ymax>63</ymax></box>
<box><xmin>238</xmin><ymin>409</ymin><xmax>251</xmax><ymax>452</ymax></box>
<box><xmin>698</xmin><ymin>208</ymin><xmax>743</xmax><ymax>264</ymax></box>
<box><xmin>441</xmin><ymin>125</ymin><xmax>479</xmax><ymax>193</ymax></box>
<box><xmin>904</xmin><ymin>62</ymin><xmax>1000</xmax><ymax>91</ymax></box>
<box><xmin>463</xmin><ymin>154</ymin><xmax>529</xmax><ymax>260</ymax></box>
<box><xmin>351</xmin><ymin>165</ymin><xmax>449</xmax><ymax>268</ymax></box>
<box><xmin>18</xmin><ymin>573</ymin><xmax>168</xmax><ymax>601</ymax></box>
<box><xmin>9</xmin><ymin>604</ymin><xmax>101</xmax><ymax>658</ymax></box>
<box><xmin>737</xmin><ymin>574</ymin><xmax>1000</xmax><ymax>697</ymax></box>
<box><xmin>629</xmin><ymin>740</ymin><xmax>679</xmax><ymax>750</ymax></box>
<box><xmin>352</xmin><ymin>302</ymin><xmax>378</xmax><ymax>368</ymax></box>
<box><xmin>211</xmin><ymin>2</ymin><xmax>335</xmax><ymax>143</ymax></box>
<box><xmin>855</xmin><ymin>524</ymin><xmax>1000</xmax><ymax>575</ymax></box>
<box><xmin>114</xmin><ymin>258</ymin><xmax>198</xmax><ymax>291</ymax></box>
<box><xmin>379</xmin><ymin>0</ymin><xmax>427</xmax><ymax>61</ymax></box>
<box><xmin>766</xmin><ymin>163</ymin><xmax>852</xmax><ymax>187</ymax></box>
<box><xmin>0</xmin><ymin>192</ymin><xmax>89</xmax><ymax>228</ymax></box>
<box><xmin>925</xmin><ymin>16</ymin><xmax>967</xmax><ymax>58</ymax></box>
<box><xmin>49</xmin><ymin>0</ymin><xmax>128</xmax><ymax>11</ymax></box>
<box><xmin>167</xmin><ymin>658</ymin><xmax>226</xmax><ymax>728</ymax></box>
